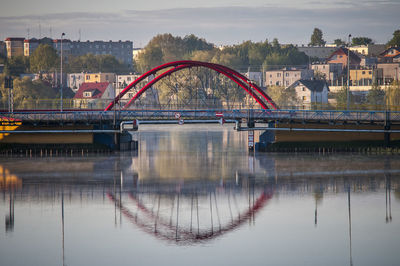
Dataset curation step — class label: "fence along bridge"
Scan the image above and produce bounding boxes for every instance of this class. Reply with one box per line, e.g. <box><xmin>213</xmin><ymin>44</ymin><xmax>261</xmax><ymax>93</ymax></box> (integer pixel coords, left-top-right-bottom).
<box><xmin>2</xmin><ymin>109</ymin><xmax>400</xmax><ymax>128</ymax></box>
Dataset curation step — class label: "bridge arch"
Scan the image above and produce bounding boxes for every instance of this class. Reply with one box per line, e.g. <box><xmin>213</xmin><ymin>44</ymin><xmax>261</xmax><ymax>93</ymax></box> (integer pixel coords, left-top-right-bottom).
<box><xmin>105</xmin><ymin>61</ymin><xmax>278</xmax><ymax>111</ymax></box>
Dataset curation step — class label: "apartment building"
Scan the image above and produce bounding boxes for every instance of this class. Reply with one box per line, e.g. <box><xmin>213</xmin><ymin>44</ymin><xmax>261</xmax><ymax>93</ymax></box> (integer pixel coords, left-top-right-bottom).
<box><xmin>67</xmin><ymin>73</ymin><xmax>86</xmax><ymax>92</ymax></box>
<box><xmin>84</xmin><ymin>73</ymin><xmax>116</xmax><ymax>84</ymax></box>
<box><xmin>311</xmin><ymin>63</ymin><xmax>343</xmax><ymax>81</ymax></box>
<box><xmin>23</xmin><ymin>39</ymin><xmax>40</xmax><ymax>56</ymax></box>
<box><xmin>5</xmin><ymin>37</ymin><xmax>24</xmax><ymax>58</ymax></box>
<box><xmin>0</xmin><ymin>41</ymin><xmax>6</xmax><ymax>58</ymax></box>
<box><xmin>5</xmin><ymin>37</ymin><xmax>133</xmax><ymax>67</ymax></box>
<box><xmin>265</xmin><ymin>67</ymin><xmax>314</xmax><ymax>87</ymax></box>
<box><xmin>68</xmin><ymin>40</ymin><xmax>133</xmax><ymax>66</ymax></box>
<box><xmin>349</xmin><ymin>69</ymin><xmax>374</xmax><ymax>86</ymax></box>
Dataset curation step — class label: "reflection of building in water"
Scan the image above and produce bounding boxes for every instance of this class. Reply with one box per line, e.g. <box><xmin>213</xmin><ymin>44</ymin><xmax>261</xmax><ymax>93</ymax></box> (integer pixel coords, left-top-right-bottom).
<box><xmin>1</xmin><ymin>165</ymin><xmax>21</xmax><ymax>232</ymax></box>
<box><xmin>133</xmin><ymin>128</ymin><xmax>249</xmax><ymax>180</ymax></box>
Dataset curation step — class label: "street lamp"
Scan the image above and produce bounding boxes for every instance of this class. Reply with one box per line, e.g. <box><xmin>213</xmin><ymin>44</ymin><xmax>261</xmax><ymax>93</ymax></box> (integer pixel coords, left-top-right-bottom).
<box><xmin>60</xmin><ymin>32</ymin><xmax>65</xmax><ymax>112</ymax></box>
<box><xmin>347</xmin><ymin>34</ymin><xmax>351</xmax><ymax>110</ymax></box>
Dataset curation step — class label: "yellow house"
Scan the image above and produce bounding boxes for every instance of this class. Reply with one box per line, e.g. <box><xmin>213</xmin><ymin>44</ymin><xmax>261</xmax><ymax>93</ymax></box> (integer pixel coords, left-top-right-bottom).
<box><xmin>84</xmin><ymin>73</ymin><xmax>116</xmax><ymax>83</ymax></box>
<box><xmin>349</xmin><ymin>69</ymin><xmax>373</xmax><ymax>85</ymax></box>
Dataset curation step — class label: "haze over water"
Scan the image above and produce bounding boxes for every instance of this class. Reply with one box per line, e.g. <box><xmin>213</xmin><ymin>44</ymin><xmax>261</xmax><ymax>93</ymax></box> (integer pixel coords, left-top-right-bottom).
<box><xmin>1</xmin><ymin>125</ymin><xmax>399</xmax><ymax>266</ymax></box>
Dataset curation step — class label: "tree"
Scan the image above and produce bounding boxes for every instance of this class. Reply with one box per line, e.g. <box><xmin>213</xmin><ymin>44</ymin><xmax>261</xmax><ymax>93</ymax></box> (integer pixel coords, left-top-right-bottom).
<box><xmin>386</xmin><ymin>80</ymin><xmax>400</xmax><ymax>110</ymax></box>
<box><xmin>334</xmin><ymin>86</ymin><xmax>354</xmax><ymax>109</ymax></box>
<box><xmin>366</xmin><ymin>84</ymin><xmax>385</xmax><ymax>109</ymax></box>
<box><xmin>29</xmin><ymin>44</ymin><xmax>59</xmax><ymax>73</ymax></box>
<box><xmin>4</xmin><ymin>56</ymin><xmax>30</xmax><ymax>76</ymax></box>
<box><xmin>0</xmin><ymin>76</ymin><xmax>60</xmax><ymax>109</ymax></box>
<box><xmin>66</xmin><ymin>54</ymin><xmax>130</xmax><ymax>74</ymax></box>
<box><xmin>266</xmin><ymin>85</ymin><xmax>299</xmax><ymax>108</ymax></box>
<box><xmin>309</xmin><ymin>28</ymin><xmax>326</xmax><ymax>46</ymax></box>
<box><xmin>352</xmin><ymin>37</ymin><xmax>373</xmax><ymax>46</ymax></box>
<box><xmin>387</xmin><ymin>30</ymin><xmax>400</xmax><ymax>47</ymax></box>
<box><xmin>334</xmin><ymin>39</ymin><xmax>346</xmax><ymax>46</ymax></box>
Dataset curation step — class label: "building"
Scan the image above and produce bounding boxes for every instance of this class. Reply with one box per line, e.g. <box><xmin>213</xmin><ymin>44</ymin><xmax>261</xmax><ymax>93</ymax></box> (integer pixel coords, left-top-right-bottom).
<box><xmin>23</xmin><ymin>39</ymin><xmax>40</xmax><ymax>56</ymax></box>
<box><xmin>297</xmin><ymin>46</ymin><xmax>337</xmax><ymax>60</ymax></box>
<box><xmin>359</xmin><ymin>56</ymin><xmax>378</xmax><ymax>68</ymax></box>
<box><xmin>311</xmin><ymin>63</ymin><xmax>343</xmax><ymax>81</ymax></box>
<box><xmin>376</xmin><ymin>63</ymin><xmax>400</xmax><ymax>84</ymax></box>
<box><xmin>379</xmin><ymin>47</ymin><xmax>400</xmax><ymax>63</ymax></box>
<box><xmin>0</xmin><ymin>41</ymin><xmax>6</xmax><ymax>58</ymax></box>
<box><xmin>265</xmin><ymin>67</ymin><xmax>314</xmax><ymax>87</ymax></box>
<box><xmin>84</xmin><ymin>73</ymin><xmax>116</xmax><ymax>84</ymax></box>
<box><xmin>243</xmin><ymin>72</ymin><xmax>263</xmax><ymax>87</ymax></box>
<box><xmin>115</xmin><ymin>74</ymin><xmax>140</xmax><ymax>101</ymax></box>
<box><xmin>349</xmin><ymin>69</ymin><xmax>374</xmax><ymax>86</ymax></box>
<box><xmin>132</xmin><ymin>48</ymin><xmax>143</xmax><ymax>60</ymax></box>
<box><xmin>53</xmin><ymin>39</ymin><xmax>72</xmax><ymax>60</ymax></box>
<box><xmin>5</xmin><ymin>38</ymin><xmax>24</xmax><ymax>58</ymax></box>
<box><xmin>73</xmin><ymin>82</ymin><xmax>115</xmax><ymax>109</ymax></box>
<box><xmin>326</xmin><ymin>47</ymin><xmax>361</xmax><ymax>69</ymax></box>
<box><xmin>289</xmin><ymin>79</ymin><xmax>329</xmax><ymax>108</ymax></box>
<box><xmin>67</xmin><ymin>73</ymin><xmax>86</xmax><ymax>92</ymax></box>
<box><xmin>69</xmin><ymin>40</ymin><xmax>133</xmax><ymax>67</ymax></box>
<box><xmin>349</xmin><ymin>44</ymin><xmax>386</xmax><ymax>57</ymax></box>
<box><xmin>4</xmin><ymin>37</ymin><xmax>134</xmax><ymax>68</ymax></box>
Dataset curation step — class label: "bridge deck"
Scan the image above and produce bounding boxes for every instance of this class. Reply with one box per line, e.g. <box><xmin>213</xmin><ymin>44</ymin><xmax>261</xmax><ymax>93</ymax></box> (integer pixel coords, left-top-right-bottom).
<box><xmin>1</xmin><ymin>109</ymin><xmax>399</xmax><ymax>126</ymax></box>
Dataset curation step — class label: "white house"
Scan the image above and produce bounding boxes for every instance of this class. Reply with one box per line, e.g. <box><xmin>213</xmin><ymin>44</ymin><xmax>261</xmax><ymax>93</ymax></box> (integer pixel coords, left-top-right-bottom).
<box><xmin>289</xmin><ymin>79</ymin><xmax>329</xmax><ymax>108</ymax></box>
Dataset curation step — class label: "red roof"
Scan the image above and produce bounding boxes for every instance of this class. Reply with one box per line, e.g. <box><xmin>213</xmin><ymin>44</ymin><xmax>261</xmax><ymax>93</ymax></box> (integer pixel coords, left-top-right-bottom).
<box><xmin>74</xmin><ymin>82</ymin><xmax>111</xmax><ymax>99</ymax></box>
<box><xmin>5</xmin><ymin>37</ymin><xmax>25</xmax><ymax>41</ymax></box>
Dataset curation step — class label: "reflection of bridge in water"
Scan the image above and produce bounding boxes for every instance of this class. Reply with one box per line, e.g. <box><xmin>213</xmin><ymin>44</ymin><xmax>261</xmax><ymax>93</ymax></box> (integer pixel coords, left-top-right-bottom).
<box><xmin>108</xmin><ymin>180</ymin><xmax>273</xmax><ymax>245</ymax></box>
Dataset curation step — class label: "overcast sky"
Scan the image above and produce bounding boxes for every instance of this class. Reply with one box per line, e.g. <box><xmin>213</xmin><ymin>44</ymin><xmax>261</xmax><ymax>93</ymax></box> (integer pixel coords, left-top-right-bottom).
<box><xmin>0</xmin><ymin>0</ymin><xmax>399</xmax><ymax>47</ymax></box>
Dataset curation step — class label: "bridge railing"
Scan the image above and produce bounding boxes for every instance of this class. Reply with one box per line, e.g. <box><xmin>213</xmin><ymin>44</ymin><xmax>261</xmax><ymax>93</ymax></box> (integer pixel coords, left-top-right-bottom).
<box><xmin>2</xmin><ymin>109</ymin><xmax>400</xmax><ymax>124</ymax></box>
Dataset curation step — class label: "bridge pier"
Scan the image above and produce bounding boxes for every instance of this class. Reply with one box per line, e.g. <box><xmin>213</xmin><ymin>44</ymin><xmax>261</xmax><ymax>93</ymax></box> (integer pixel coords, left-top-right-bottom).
<box><xmin>255</xmin><ymin>122</ymin><xmax>275</xmax><ymax>152</ymax></box>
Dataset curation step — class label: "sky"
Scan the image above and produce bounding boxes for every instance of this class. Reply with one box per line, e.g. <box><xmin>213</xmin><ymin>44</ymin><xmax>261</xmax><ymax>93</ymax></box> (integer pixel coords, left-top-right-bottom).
<box><xmin>0</xmin><ymin>0</ymin><xmax>399</xmax><ymax>47</ymax></box>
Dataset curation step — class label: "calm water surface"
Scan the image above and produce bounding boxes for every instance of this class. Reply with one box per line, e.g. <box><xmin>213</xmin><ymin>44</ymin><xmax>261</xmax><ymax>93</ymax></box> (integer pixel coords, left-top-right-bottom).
<box><xmin>1</xmin><ymin>125</ymin><xmax>400</xmax><ymax>266</ymax></box>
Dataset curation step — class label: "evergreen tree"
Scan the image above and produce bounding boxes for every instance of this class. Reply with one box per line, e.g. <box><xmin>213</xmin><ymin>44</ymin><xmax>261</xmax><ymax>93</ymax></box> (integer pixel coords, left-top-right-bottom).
<box><xmin>387</xmin><ymin>30</ymin><xmax>400</xmax><ymax>47</ymax></box>
<box><xmin>309</xmin><ymin>28</ymin><xmax>326</xmax><ymax>46</ymax></box>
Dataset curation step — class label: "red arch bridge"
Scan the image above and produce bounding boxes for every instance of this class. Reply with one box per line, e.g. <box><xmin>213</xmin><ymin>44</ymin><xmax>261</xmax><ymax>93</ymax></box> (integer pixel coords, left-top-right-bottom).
<box><xmin>105</xmin><ymin>60</ymin><xmax>278</xmax><ymax>111</ymax></box>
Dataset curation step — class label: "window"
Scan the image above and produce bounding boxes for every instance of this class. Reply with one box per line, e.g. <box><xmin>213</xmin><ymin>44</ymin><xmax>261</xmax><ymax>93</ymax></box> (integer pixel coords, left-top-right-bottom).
<box><xmin>362</xmin><ymin>71</ymin><xmax>365</xmax><ymax>75</ymax></box>
<box><xmin>84</xmin><ymin>91</ymin><xmax>92</xmax><ymax>98</ymax></box>
<box><xmin>277</xmin><ymin>73</ymin><xmax>281</xmax><ymax>77</ymax></box>
<box><xmin>286</xmin><ymin>81</ymin><xmax>289</xmax><ymax>86</ymax></box>
<box><xmin>369</xmin><ymin>71</ymin><xmax>372</xmax><ymax>74</ymax></box>
<box><xmin>302</xmin><ymin>96</ymin><xmax>306</xmax><ymax>101</ymax></box>
<box><xmin>86</xmin><ymin>76</ymin><xmax>90</xmax><ymax>80</ymax></box>
<box><xmin>105</xmin><ymin>75</ymin><xmax>109</xmax><ymax>80</ymax></box>
<box><xmin>302</xmin><ymin>87</ymin><xmax>305</xmax><ymax>91</ymax></box>
<box><xmin>285</xmin><ymin>73</ymin><xmax>289</xmax><ymax>77</ymax></box>
<box><xmin>127</xmin><ymin>77</ymin><xmax>131</xmax><ymax>81</ymax></box>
